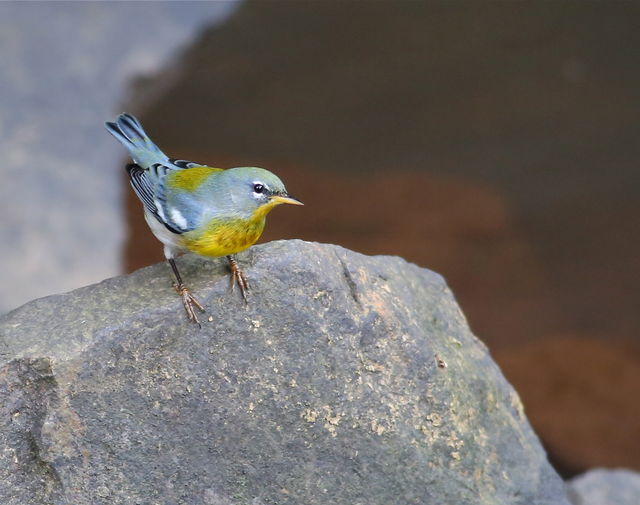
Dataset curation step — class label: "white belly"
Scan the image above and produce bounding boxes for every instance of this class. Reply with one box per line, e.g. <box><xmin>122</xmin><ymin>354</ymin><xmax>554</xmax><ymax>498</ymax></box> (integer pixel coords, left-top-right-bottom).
<box><xmin>144</xmin><ymin>209</ymin><xmax>186</xmax><ymax>259</ymax></box>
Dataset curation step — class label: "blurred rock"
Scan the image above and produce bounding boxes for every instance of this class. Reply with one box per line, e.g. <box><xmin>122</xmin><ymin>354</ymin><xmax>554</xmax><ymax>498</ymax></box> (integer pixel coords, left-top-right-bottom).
<box><xmin>495</xmin><ymin>338</ymin><xmax>640</xmax><ymax>475</ymax></box>
<box><xmin>0</xmin><ymin>1</ymin><xmax>238</xmax><ymax>314</ymax></box>
<box><xmin>0</xmin><ymin>241</ymin><xmax>569</xmax><ymax>505</ymax></box>
<box><xmin>568</xmin><ymin>469</ymin><xmax>640</xmax><ymax>505</ymax></box>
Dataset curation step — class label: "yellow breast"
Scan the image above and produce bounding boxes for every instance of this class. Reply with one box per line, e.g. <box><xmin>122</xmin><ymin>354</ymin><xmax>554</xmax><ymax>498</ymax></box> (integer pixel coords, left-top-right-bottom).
<box><xmin>180</xmin><ymin>215</ymin><xmax>266</xmax><ymax>257</ymax></box>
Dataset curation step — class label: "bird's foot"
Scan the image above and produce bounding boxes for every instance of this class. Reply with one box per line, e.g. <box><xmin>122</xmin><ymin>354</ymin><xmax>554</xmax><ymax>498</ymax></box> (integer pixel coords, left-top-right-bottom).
<box><xmin>227</xmin><ymin>256</ymin><xmax>250</xmax><ymax>303</ymax></box>
<box><xmin>174</xmin><ymin>283</ymin><xmax>205</xmax><ymax>325</ymax></box>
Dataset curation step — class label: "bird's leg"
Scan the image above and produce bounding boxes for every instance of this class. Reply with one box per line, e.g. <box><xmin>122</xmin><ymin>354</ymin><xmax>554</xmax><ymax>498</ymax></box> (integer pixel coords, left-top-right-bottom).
<box><xmin>168</xmin><ymin>258</ymin><xmax>205</xmax><ymax>324</ymax></box>
<box><xmin>227</xmin><ymin>255</ymin><xmax>250</xmax><ymax>303</ymax></box>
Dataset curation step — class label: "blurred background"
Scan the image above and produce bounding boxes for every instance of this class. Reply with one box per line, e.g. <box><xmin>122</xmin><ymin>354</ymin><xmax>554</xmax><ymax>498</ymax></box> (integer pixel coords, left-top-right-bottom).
<box><xmin>1</xmin><ymin>0</ymin><xmax>639</xmax><ymax>478</ymax></box>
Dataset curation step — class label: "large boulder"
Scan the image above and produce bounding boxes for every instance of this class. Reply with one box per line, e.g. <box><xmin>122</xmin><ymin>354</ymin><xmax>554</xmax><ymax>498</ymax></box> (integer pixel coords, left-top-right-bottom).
<box><xmin>0</xmin><ymin>240</ymin><xmax>569</xmax><ymax>505</ymax></box>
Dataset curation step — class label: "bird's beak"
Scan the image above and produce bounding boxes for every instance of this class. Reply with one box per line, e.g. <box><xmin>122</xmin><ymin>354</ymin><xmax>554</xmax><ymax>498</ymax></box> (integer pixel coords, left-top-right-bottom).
<box><xmin>270</xmin><ymin>193</ymin><xmax>304</xmax><ymax>206</ymax></box>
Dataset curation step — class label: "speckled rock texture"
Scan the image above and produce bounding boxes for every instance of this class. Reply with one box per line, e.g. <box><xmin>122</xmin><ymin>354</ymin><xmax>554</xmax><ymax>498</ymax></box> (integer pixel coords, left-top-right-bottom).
<box><xmin>568</xmin><ymin>468</ymin><xmax>640</xmax><ymax>505</ymax></box>
<box><xmin>0</xmin><ymin>240</ymin><xmax>569</xmax><ymax>505</ymax></box>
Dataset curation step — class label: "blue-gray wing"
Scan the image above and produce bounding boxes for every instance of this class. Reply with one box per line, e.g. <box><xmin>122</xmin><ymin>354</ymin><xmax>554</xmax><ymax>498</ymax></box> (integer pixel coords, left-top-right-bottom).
<box><xmin>127</xmin><ymin>162</ymin><xmax>203</xmax><ymax>234</ymax></box>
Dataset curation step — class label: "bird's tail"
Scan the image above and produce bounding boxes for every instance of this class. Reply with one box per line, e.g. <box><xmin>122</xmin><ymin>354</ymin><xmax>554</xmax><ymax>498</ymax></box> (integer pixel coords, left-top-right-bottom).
<box><xmin>105</xmin><ymin>113</ymin><xmax>168</xmax><ymax>168</ymax></box>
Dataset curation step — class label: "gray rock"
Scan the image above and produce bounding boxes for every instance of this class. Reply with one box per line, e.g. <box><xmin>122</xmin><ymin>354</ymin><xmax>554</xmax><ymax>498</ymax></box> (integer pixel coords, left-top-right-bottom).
<box><xmin>568</xmin><ymin>468</ymin><xmax>640</xmax><ymax>505</ymax></box>
<box><xmin>0</xmin><ymin>1</ymin><xmax>237</xmax><ymax>314</ymax></box>
<box><xmin>0</xmin><ymin>240</ymin><xmax>569</xmax><ymax>505</ymax></box>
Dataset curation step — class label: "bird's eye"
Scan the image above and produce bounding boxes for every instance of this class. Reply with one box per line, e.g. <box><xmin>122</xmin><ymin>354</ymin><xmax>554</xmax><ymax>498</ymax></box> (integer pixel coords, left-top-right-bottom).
<box><xmin>253</xmin><ymin>183</ymin><xmax>264</xmax><ymax>194</ymax></box>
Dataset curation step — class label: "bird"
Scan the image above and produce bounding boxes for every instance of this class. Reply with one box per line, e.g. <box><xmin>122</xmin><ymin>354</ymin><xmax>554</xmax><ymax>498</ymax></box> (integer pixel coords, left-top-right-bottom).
<box><xmin>105</xmin><ymin>113</ymin><xmax>302</xmax><ymax>324</ymax></box>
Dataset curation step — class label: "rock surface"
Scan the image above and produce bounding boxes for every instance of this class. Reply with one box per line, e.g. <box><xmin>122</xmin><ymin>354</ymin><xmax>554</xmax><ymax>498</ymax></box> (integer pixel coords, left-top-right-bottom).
<box><xmin>0</xmin><ymin>241</ymin><xmax>569</xmax><ymax>505</ymax></box>
<box><xmin>568</xmin><ymin>468</ymin><xmax>640</xmax><ymax>505</ymax></box>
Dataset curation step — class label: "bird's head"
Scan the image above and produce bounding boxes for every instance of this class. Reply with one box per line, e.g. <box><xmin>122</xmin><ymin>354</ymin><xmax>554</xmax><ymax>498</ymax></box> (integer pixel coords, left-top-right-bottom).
<box><xmin>225</xmin><ymin>167</ymin><xmax>303</xmax><ymax>219</ymax></box>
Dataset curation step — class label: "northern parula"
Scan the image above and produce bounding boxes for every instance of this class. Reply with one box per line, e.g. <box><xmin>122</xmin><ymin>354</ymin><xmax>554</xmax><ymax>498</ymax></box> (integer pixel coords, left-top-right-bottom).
<box><xmin>106</xmin><ymin>113</ymin><xmax>302</xmax><ymax>324</ymax></box>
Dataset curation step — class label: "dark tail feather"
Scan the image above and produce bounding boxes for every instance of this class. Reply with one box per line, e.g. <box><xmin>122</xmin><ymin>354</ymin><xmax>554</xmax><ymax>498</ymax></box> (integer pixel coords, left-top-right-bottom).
<box><xmin>105</xmin><ymin>120</ymin><xmax>132</xmax><ymax>146</ymax></box>
<box><xmin>105</xmin><ymin>113</ymin><xmax>166</xmax><ymax>167</ymax></box>
<box><xmin>116</xmin><ymin>113</ymin><xmax>147</xmax><ymax>143</ymax></box>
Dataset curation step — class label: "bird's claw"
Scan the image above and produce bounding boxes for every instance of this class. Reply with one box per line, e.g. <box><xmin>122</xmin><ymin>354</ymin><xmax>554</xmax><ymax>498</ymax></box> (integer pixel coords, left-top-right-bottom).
<box><xmin>174</xmin><ymin>283</ymin><xmax>205</xmax><ymax>325</ymax></box>
<box><xmin>227</xmin><ymin>256</ymin><xmax>250</xmax><ymax>304</ymax></box>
